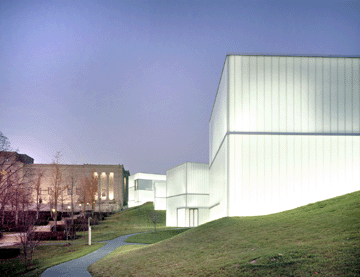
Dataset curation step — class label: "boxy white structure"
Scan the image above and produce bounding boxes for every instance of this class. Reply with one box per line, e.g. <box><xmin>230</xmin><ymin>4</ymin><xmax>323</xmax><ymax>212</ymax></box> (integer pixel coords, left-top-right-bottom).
<box><xmin>209</xmin><ymin>54</ymin><xmax>360</xmax><ymax>220</ymax></box>
<box><xmin>166</xmin><ymin>162</ymin><xmax>209</xmax><ymax>227</ymax></box>
<box><xmin>128</xmin><ymin>173</ymin><xmax>166</xmax><ymax>209</ymax></box>
<box><xmin>154</xmin><ymin>180</ymin><xmax>167</xmax><ymax>210</ymax></box>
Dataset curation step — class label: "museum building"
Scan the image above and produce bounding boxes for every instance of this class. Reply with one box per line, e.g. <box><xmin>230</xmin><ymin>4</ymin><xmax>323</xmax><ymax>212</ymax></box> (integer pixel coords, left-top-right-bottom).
<box><xmin>161</xmin><ymin>54</ymin><xmax>360</xmax><ymax>227</ymax></box>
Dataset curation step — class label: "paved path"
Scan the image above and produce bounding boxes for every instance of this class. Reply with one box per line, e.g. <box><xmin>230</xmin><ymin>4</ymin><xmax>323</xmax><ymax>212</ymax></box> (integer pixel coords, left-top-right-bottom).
<box><xmin>41</xmin><ymin>233</ymin><xmax>144</xmax><ymax>277</ymax></box>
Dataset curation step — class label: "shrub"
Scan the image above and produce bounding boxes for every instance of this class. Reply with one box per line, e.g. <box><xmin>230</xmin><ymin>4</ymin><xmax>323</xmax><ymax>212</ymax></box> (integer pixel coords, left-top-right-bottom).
<box><xmin>0</xmin><ymin>248</ymin><xmax>20</xmax><ymax>259</ymax></box>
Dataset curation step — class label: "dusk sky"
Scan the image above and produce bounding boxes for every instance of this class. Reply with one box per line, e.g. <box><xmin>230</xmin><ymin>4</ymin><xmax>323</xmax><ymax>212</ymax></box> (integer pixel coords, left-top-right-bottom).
<box><xmin>1</xmin><ymin>0</ymin><xmax>359</xmax><ymax>175</ymax></box>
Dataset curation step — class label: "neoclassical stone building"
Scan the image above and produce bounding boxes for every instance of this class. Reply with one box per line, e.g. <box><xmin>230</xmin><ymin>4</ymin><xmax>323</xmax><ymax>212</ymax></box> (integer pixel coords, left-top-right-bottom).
<box><xmin>0</xmin><ymin>151</ymin><xmax>129</xmax><ymax>212</ymax></box>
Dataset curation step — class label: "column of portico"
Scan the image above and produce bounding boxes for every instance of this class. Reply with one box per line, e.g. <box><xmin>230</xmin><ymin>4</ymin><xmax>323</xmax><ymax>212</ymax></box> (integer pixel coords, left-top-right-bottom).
<box><xmin>106</xmin><ymin>172</ymin><xmax>109</xmax><ymax>201</ymax></box>
<box><xmin>97</xmin><ymin>172</ymin><xmax>101</xmax><ymax>201</ymax></box>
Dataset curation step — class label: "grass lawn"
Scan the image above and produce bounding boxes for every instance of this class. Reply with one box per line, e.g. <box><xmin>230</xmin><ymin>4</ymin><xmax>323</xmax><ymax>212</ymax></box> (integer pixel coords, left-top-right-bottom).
<box><xmin>0</xmin><ymin>243</ymin><xmax>105</xmax><ymax>277</ymax></box>
<box><xmin>0</xmin><ymin>202</ymin><xmax>167</xmax><ymax>276</ymax></box>
<box><xmin>89</xmin><ymin>191</ymin><xmax>360</xmax><ymax>277</ymax></box>
<box><xmin>76</xmin><ymin>202</ymin><xmax>168</xmax><ymax>242</ymax></box>
<box><xmin>125</xmin><ymin>229</ymin><xmax>190</xmax><ymax>244</ymax></box>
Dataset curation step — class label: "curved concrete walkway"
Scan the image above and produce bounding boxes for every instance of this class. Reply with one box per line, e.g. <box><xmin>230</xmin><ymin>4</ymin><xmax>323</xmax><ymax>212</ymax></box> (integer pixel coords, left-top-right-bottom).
<box><xmin>41</xmin><ymin>233</ymin><xmax>144</xmax><ymax>277</ymax></box>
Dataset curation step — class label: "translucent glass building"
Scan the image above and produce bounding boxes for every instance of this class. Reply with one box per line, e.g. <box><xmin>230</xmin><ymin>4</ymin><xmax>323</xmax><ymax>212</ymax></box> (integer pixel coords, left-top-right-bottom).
<box><xmin>166</xmin><ymin>162</ymin><xmax>209</xmax><ymax>227</ymax></box>
<box><xmin>128</xmin><ymin>173</ymin><xmax>166</xmax><ymax>209</ymax></box>
<box><xmin>209</xmin><ymin>54</ymin><xmax>360</xmax><ymax>220</ymax></box>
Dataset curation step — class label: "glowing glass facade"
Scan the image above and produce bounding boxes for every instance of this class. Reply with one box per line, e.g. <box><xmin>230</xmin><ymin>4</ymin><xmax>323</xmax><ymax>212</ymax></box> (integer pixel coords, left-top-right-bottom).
<box><xmin>166</xmin><ymin>162</ymin><xmax>209</xmax><ymax>227</ymax></box>
<box><xmin>209</xmin><ymin>54</ymin><xmax>360</xmax><ymax>220</ymax></box>
<box><xmin>127</xmin><ymin>173</ymin><xmax>166</xmax><ymax>208</ymax></box>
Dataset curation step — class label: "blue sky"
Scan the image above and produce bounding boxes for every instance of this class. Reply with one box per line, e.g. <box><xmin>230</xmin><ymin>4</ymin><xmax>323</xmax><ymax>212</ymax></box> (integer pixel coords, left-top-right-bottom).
<box><xmin>0</xmin><ymin>0</ymin><xmax>359</xmax><ymax>174</ymax></box>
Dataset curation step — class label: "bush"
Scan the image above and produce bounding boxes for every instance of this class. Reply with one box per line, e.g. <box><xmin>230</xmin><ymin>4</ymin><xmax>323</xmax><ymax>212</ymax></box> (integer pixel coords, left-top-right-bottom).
<box><xmin>35</xmin><ymin>219</ymin><xmax>49</xmax><ymax>226</ymax></box>
<box><xmin>0</xmin><ymin>248</ymin><xmax>20</xmax><ymax>259</ymax></box>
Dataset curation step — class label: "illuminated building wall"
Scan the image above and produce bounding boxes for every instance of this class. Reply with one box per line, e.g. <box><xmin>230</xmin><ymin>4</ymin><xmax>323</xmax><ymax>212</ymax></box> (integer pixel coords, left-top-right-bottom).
<box><xmin>154</xmin><ymin>180</ymin><xmax>167</xmax><ymax>210</ymax></box>
<box><xmin>209</xmin><ymin>54</ymin><xmax>360</xmax><ymax>220</ymax></box>
<box><xmin>166</xmin><ymin>162</ymin><xmax>209</xmax><ymax>227</ymax></box>
<box><xmin>128</xmin><ymin>173</ymin><xmax>166</xmax><ymax>208</ymax></box>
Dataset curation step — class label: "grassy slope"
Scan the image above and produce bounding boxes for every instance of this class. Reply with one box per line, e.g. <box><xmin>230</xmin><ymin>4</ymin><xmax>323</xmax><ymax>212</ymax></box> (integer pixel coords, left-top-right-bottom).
<box><xmin>0</xmin><ymin>243</ymin><xmax>105</xmax><ymax>277</ymax></box>
<box><xmin>89</xmin><ymin>191</ymin><xmax>360</xmax><ymax>277</ymax></box>
<box><xmin>77</xmin><ymin>202</ymin><xmax>167</xmax><ymax>242</ymax></box>
<box><xmin>125</xmin><ymin>229</ymin><xmax>190</xmax><ymax>244</ymax></box>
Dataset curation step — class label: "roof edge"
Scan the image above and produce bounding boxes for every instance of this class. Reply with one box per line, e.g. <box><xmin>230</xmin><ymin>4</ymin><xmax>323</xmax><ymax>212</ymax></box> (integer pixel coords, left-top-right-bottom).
<box><xmin>226</xmin><ymin>53</ymin><xmax>360</xmax><ymax>58</ymax></box>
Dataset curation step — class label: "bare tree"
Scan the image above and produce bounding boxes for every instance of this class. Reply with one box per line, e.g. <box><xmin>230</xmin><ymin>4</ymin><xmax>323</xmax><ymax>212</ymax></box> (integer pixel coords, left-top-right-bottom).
<box><xmin>33</xmin><ymin>169</ymin><xmax>45</xmax><ymax>220</ymax></box>
<box><xmin>49</xmin><ymin>151</ymin><xmax>64</xmax><ymax>232</ymax></box>
<box><xmin>149</xmin><ymin>211</ymin><xmax>161</xmax><ymax>233</ymax></box>
<box><xmin>0</xmin><ymin>132</ymin><xmax>34</xmax><ymax>230</ymax></box>
<box><xmin>18</xmin><ymin>213</ymin><xmax>41</xmax><ymax>271</ymax></box>
<box><xmin>78</xmin><ymin>172</ymin><xmax>98</xmax><ymax>215</ymax></box>
<box><xmin>0</xmin><ymin>131</ymin><xmax>11</xmax><ymax>152</ymax></box>
<box><xmin>66</xmin><ymin>167</ymin><xmax>78</xmax><ymax>237</ymax></box>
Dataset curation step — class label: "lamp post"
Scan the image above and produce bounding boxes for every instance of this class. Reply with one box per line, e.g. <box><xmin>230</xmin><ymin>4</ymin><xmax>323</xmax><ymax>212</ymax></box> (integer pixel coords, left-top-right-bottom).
<box><xmin>88</xmin><ymin>217</ymin><xmax>92</xmax><ymax>245</ymax></box>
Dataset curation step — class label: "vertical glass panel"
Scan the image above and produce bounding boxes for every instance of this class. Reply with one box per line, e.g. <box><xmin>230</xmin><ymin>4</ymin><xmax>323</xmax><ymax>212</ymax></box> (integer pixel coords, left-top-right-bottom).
<box><xmin>249</xmin><ymin>135</ymin><xmax>257</xmax><ymax>204</ymax></box>
<box><xmin>308</xmin><ymin>58</ymin><xmax>316</xmax><ymax>132</ymax></box>
<box><xmin>301</xmin><ymin>58</ymin><xmax>309</xmax><ymax>132</ymax></box>
<box><xmin>345</xmin><ymin>136</ymin><xmax>353</xmax><ymax>190</ymax></box>
<box><xmin>209</xmin><ymin>58</ymin><xmax>228</xmax><ymax>163</ymax></box>
<box><xmin>316</xmin><ymin>136</ymin><xmax>324</xmax><ymax>196</ymax></box>
<box><xmin>286</xmin><ymin>135</ymin><xmax>295</xmax><ymax>199</ymax></box>
<box><xmin>294</xmin><ymin>58</ymin><xmax>302</xmax><ymax>132</ymax></box>
<box><xmin>242</xmin><ymin>56</ymin><xmax>250</xmax><ymax>131</ymax></box>
<box><xmin>353</xmin><ymin>59</ymin><xmax>360</xmax><ymax>132</ymax></box>
<box><xmin>271</xmin><ymin>135</ymin><xmax>280</xmax><ymax>203</ymax></box>
<box><xmin>294</xmin><ymin>136</ymin><xmax>302</xmax><ymax>202</ymax></box>
<box><xmin>257</xmin><ymin>135</ymin><xmax>265</xmax><ymax>204</ymax></box>
<box><xmin>286</xmin><ymin>57</ymin><xmax>294</xmax><ymax>132</ymax></box>
<box><xmin>330</xmin><ymin>137</ymin><xmax>338</xmax><ymax>193</ymax></box>
<box><xmin>257</xmin><ymin>56</ymin><xmax>265</xmax><ymax>131</ymax></box>
<box><xmin>228</xmin><ymin>56</ymin><xmax>235</xmax><ymax>131</ymax></box>
<box><xmin>353</xmin><ymin>137</ymin><xmax>360</xmax><ymax>190</ymax></box>
<box><xmin>249</xmin><ymin>56</ymin><xmax>258</xmax><ymax>131</ymax></box>
<box><xmin>309</xmin><ymin>136</ymin><xmax>317</xmax><ymax>202</ymax></box>
<box><xmin>242</xmin><ymin>135</ymin><xmax>250</xmax><ymax>206</ymax></box>
<box><xmin>228</xmin><ymin>135</ymin><xmax>236</xmax><ymax>215</ymax></box>
<box><xmin>322</xmin><ymin>59</ymin><xmax>331</xmax><ymax>132</ymax></box>
<box><xmin>338</xmin><ymin>59</ymin><xmax>345</xmax><ymax>132</ymax></box>
<box><xmin>279</xmin><ymin>136</ymin><xmax>287</xmax><ymax>202</ymax></box>
<box><xmin>345</xmin><ymin>59</ymin><xmax>353</xmax><ymax>133</ymax></box>
<box><xmin>338</xmin><ymin>136</ymin><xmax>346</xmax><ymax>190</ymax></box>
<box><xmin>315</xmin><ymin>58</ymin><xmax>324</xmax><ymax>132</ymax></box>
<box><xmin>234</xmin><ymin>56</ymin><xmax>242</xmax><ymax>131</ymax></box>
<box><xmin>323</xmin><ymin>136</ymin><xmax>331</xmax><ymax>198</ymax></box>
<box><xmin>330</xmin><ymin>59</ymin><xmax>338</xmax><ymax>132</ymax></box>
<box><xmin>279</xmin><ymin>57</ymin><xmax>287</xmax><ymax>132</ymax></box>
<box><xmin>264</xmin><ymin>57</ymin><xmax>272</xmax><ymax>132</ymax></box>
<box><xmin>301</xmin><ymin>136</ymin><xmax>309</xmax><ymax>198</ymax></box>
<box><xmin>272</xmin><ymin>57</ymin><xmax>280</xmax><ymax>132</ymax></box>
<box><xmin>264</xmin><ymin>135</ymin><xmax>272</xmax><ymax>203</ymax></box>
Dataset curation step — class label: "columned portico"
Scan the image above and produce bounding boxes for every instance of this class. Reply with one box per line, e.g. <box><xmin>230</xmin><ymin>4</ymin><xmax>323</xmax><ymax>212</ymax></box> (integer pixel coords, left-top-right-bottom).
<box><xmin>94</xmin><ymin>170</ymin><xmax>117</xmax><ymax>204</ymax></box>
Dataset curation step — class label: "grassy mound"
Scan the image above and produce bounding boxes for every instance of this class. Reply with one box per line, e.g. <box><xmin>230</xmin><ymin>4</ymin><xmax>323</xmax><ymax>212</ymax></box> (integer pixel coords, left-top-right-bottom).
<box><xmin>78</xmin><ymin>202</ymin><xmax>167</xmax><ymax>242</ymax></box>
<box><xmin>125</xmin><ymin>229</ymin><xmax>189</xmax><ymax>244</ymax></box>
<box><xmin>89</xmin><ymin>191</ymin><xmax>360</xmax><ymax>276</ymax></box>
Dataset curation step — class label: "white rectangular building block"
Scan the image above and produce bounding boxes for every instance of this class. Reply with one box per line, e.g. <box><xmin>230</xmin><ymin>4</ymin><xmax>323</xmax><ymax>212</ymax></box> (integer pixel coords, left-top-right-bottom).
<box><xmin>127</xmin><ymin>173</ymin><xmax>166</xmax><ymax>208</ymax></box>
<box><xmin>166</xmin><ymin>162</ymin><xmax>209</xmax><ymax>227</ymax></box>
<box><xmin>210</xmin><ymin>54</ymin><xmax>360</xmax><ymax>220</ymax></box>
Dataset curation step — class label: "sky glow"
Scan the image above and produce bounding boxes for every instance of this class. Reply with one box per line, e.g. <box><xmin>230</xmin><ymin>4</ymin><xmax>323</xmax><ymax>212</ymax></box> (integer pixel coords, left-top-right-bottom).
<box><xmin>1</xmin><ymin>0</ymin><xmax>359</xmax><ymax>174</ymax></box>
